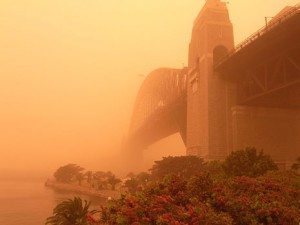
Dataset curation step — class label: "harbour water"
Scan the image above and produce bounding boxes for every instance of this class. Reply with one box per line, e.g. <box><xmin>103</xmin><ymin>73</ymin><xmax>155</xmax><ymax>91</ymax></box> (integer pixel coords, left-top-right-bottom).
<box><xmin>0</xmin><ymin>179</ymin><xmax>105</xmax><ymax>225</ymax></box>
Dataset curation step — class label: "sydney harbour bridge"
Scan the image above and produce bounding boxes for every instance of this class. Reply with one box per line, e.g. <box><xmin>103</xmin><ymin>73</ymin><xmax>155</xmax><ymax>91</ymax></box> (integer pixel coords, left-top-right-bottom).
<box><xmin>126</xmin><ymin>0</ymin><xmax>300</xmax><ymax>168</ymax></box>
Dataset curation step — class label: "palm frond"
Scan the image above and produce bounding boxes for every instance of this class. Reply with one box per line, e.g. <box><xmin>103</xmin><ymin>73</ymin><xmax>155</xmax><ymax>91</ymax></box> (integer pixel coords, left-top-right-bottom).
<box><xmin>45</xmin><ymin>197</ymin><xmax>99</xmax><ymax>225</ymax></box>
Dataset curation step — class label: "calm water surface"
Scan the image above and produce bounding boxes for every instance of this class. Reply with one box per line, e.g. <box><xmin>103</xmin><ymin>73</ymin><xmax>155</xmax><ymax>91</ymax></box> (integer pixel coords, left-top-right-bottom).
<box><xmin>0</xmin><ymin>180</ymin><xmax>105</xmax><ymax>225</ymax></box>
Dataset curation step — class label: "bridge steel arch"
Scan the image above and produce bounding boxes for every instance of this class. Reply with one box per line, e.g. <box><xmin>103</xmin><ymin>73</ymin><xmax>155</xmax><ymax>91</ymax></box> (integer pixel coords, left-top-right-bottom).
<box><xmin>127</xmin><ymin>68</ymin><xmax>188</xmax><ymax>150</ymax></box>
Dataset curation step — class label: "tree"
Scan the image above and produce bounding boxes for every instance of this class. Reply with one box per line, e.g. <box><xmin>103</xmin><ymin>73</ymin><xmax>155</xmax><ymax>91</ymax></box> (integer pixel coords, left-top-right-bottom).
<box><xmin>106</xmin><ymin>174</ymin><xmax>121</xmax><ymax>191</ymax></box>
<box><xmin>126</xmin><ymin>172</ymin><xmax>135</xmax><ymax>179</ymax></box>
<box><xmin>136</xmin><ymin>172</ymin><xmax>151</xmax><ymax>184</ymax></box>
<box><xmin>54</xmin><ymin>164</ymin><xmax>84</xmax><ymax>183</ymax></box>
<box><xmin>76</xmin><ymin>173</ymin><xmax>85</xmax><ymax>186</ymax></box>
<box><xmin>149</xmin><ymin>156</ymin><xmax>205</xmax><ymax>180</ymax></box>
<box><xmin>93</xmin><ymin>171</ymin><xmax>107</xmax><ymax>180</ymax></box>
<box><xmin>105</xmin><ymin>171</ymin><xmax>114</xmax><ymax>177</ymax></box>
<box><xmin>85</xmin><ymin>171</ymin><xmax>93</xmax><ymax>187</ymax></box>
<box><xmin>124</xmin><ymin>177</ymin><xmax>139</xmax><ymax>194</ymax></box>
<box><xmin>92</xmin><ymin>171</ymin><xmax>121</xmax><ymax>190</ymax></box>
<box><xmin>46</xmin><ymin>197</ymin><xmax>98</xmax><ymax>225</ymax></box>
<box><xmin>222</xmin><ymin>147</ymin><xmax>278</xmax><ymax>177</ymax></box>
<box><xmin>93</xmin><ymin>171</ymin><xmax>108</xmax><ymax>190</ymax></box>
<box><xmin>292</xmin><ymin>157</ymin><xmax>300</xmax><ymax>171</ymax></box>
<box><xmin>204</xmin><ymin>160</ymin><xmax>226</xmax><ymax>181</ymax></box>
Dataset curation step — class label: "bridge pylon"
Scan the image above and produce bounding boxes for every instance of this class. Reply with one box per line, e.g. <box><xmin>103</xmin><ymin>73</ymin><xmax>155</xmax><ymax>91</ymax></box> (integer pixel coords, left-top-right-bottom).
<box><xmin>186</xmin><ymin>0</ymin><xmax>235</xmax><ymax>160</ymax></box>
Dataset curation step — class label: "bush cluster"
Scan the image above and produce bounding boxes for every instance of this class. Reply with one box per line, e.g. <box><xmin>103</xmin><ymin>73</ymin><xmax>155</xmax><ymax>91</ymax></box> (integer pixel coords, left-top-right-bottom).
<box><xmin>100</xmin><ymin>148</ymin><xmax>300</xmax><ymax>225</ymax></box>
<box><xmin>47</xmin><ymin>148</ymin><xmax>300</xmax><ymax>225</ymax></box>
<box><xmin>101</xmin><ymin>171</ymin><xmax>300</xmax><ymax>225</ymax></box>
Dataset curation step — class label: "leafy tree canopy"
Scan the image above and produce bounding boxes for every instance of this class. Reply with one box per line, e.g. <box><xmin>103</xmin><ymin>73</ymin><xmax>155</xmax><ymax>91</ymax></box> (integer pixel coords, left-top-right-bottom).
<box><xmin>292</xmin><ymin>156</ymin><xmax>300</xmax><ymax>171</ymax></box>
<box><xmin>106</xmin><ymin>174</ymin><xmax>121</xmax><ymax>190</ymax></box>
<box><xmin>54</xmin><ymin>164</ymin><xmax>84</xmax><ymax>183</ymax></box>
<box><xmin>149</xmin><ymin>156</ymin><xmax>205</xmax><ymax>180</ymax></box>
<box><xmin>124</xmin><ymin>177</ymin><xmax>139</xmax><ymax>194</ymax></box>
<box><xmin>223</xmin><ymin>147</ymin><xmax>278</xmax><ymax>177</ymax></box>
<box><xmin>136</xmin><ymin>172</ymin><xmax>151</xmax><ymax>183</ymax></box>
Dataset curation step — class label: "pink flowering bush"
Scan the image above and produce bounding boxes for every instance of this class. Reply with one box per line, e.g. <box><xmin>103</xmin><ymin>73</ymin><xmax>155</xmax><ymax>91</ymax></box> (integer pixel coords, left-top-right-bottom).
<box><xmin>212</xmin><ymin>173</ymin><xmax>300</xmax><ymax>225</ymax></box>
<box><xmin>101</xmin><ymin>175</ymin><xmax>233</xmax><ymax>225</ymax></box>
<box><xmin>100</xmin><ymin>171</ymin><xmax>300</xmax><ymax>225</ymax></box>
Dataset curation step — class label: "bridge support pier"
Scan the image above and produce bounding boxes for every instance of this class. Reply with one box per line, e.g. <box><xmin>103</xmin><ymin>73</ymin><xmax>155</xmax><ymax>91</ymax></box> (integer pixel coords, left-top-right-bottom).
<box><xmin>186</xmin><ymin>0</ymin><xmax>235</xmax><ymax>161</ymax></box>
<box><xmin>232</xmin><ymin>106</ymin><xmax>300</xmax><ymax>167</ymax></box>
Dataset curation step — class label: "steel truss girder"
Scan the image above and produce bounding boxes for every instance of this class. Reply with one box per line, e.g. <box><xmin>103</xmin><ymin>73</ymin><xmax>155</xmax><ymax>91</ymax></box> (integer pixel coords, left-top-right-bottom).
<box><xmin>238</xmin><ymin>51</ymin><xmax>300</xmax><ymax>106</ymax></box>
<box><xmin>129</xmin><ymin>68</ymin><xmax>187</xmax><ymax>139</ymax></box>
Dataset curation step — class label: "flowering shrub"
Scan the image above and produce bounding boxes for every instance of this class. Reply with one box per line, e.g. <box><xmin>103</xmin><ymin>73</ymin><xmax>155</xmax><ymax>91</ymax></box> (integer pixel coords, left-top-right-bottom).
<box><xmin>101</xmin><ymin>175</ymin><xmax>233</xmax><ymax>225</ymax></box>
<box><xmin>211</xmin><ymin>173</ymin><xmax>300</xmax><ymax>225</ymax></box>
<box><xmin>100</xmin><ymin>171</ymin><xmax>300</xmax><ymax>225</ymax></box>
<box><xmin>48</xmin><ymin>153</ymin><xmax>300</xmax><ymax>225</ymax></box>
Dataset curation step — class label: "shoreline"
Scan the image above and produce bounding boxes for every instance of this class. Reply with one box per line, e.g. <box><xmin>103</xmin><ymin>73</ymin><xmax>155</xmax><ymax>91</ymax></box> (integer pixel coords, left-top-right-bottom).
<box><xmin>45</xmin><ymin>180</ymin><xmax>121</xmax><ymax>200</ymax></box>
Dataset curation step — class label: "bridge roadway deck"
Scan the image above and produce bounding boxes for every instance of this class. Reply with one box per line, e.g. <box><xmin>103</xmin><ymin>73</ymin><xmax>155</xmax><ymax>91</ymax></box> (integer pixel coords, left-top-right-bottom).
<box><xmin>215</xmin><ymin>4</ymin><xmax>300</xmax><ymax>75</ymax></box>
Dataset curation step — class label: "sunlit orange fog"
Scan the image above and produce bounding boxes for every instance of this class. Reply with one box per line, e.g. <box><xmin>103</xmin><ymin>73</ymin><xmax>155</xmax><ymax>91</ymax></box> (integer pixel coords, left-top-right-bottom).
<box><xmin>0</xmin><ymin>0</ymin><xmax>298</xmax><ymax>178</ymax></box>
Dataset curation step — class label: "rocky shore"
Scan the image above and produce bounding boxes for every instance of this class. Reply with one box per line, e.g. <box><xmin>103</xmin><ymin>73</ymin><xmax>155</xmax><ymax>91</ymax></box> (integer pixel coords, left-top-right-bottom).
<box><xmin>45</xmin><ymin>179</ymin><xmax>121</xmax><ymax>200</ymax></box>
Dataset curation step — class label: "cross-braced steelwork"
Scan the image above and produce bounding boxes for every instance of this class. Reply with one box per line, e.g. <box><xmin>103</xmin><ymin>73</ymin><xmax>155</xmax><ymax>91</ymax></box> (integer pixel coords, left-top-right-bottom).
<box><xmin>238</xmin><ymin>49</ymin><xmax>300</xmax><ymax>107</ymax></box>
<box><xmin>214</xmin><ymin>4</ymin><xmax>300</xmax><ymax>70</ymax></box>
<box><xmin>215</xmin><ymin>4</ymin><xmax>300</xmax><ymax>108</ymax></box>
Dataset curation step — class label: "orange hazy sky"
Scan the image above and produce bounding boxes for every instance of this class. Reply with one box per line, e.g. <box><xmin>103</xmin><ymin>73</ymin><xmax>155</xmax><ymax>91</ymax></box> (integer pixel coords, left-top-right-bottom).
<box><xmin>0</xmin><ymin>0</ymin><xmax>298</xmax><ymax>176</ymax></box>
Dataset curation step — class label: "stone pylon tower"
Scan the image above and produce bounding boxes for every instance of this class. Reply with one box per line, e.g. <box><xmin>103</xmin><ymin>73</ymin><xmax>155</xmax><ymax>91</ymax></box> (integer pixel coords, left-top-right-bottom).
<box><xmin>186</xmin><ymin>0</ymin><xmax>235</xmax><ymax>160</ymax></box>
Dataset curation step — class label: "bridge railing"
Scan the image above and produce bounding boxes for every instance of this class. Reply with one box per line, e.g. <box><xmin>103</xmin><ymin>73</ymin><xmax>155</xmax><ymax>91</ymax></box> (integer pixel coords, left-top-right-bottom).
<box><xmin>214</xmin><ymin>4</ymin><xmax>300</xmax><ymax>69</ymax></box>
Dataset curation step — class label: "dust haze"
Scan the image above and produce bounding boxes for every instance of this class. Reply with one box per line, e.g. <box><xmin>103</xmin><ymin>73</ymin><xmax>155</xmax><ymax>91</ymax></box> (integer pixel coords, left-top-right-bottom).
<box><xmin>0</xmin><ymin>0</ymin><xmax>298</xmax><ymax>179</ymax></box>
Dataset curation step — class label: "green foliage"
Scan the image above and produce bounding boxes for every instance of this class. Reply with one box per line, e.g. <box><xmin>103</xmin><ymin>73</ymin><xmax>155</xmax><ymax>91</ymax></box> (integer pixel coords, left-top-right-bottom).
<box><xmin>89</xmin><ymin>171</ymin><xmax>121</xmax><ymax>191</ymax></box>
<box><xmin>93</xmin><ymin>171</ymin><xmax>107</xmax><ymax>180</ymax></box>
<box><xmin>223</xmin><ymin>147</ymin><xmax>278</xmax><ymax>177</ymax></box>
<box><xmin>187</xmin><ymin>172</ymin><xmax>213</xmax><ymax>201</ymax></box>
<box><xmin>46</xmin><ymin>197</ymin><xmax>98</xmax><ymax>225</ymax></box>
<box><xmin>150</xmin><ymin>156</ymin><xmax>205</xmax><ymax>180</ymax></box>
<box><xmin>101</xmin><ymin>171</ymin><xmax>300</xmax><ymax>225</ymax></box>
<box><xmin>205</xmin><ymin>160</ymin><xmax>226</xmax><ymax>181</ymax></box>
<box><xmin>49</xmin><ymin>150</ymin><xmax>300</xmax><ymax>225</ymax></box>
<box><xmin>106</xmin><ymin>174</ymin><xmax>121</xmax><ymax>191</ymax></box>
<box><xmin>126</xmin><ymin>172</ymin><xmax>135</xmax><ymax>179</ymax></box>
<box><xmin>123</xmin><ymin>172</ymin><xmax>150</xmax><ymax>194</ymax></box>
<box><xmin>76</xmin><ymin>173</ymin><xmax>84</xmax><ymax>186</ymax></box>
<box><xmin>292</xmin><ymin>157</ymin><xmax>300</xmax><ymax>171</ymax></box>
<box><xmin>212</xmin><ymin>173</ymin><xmax>300</xmax><ymax>224</ymax></box>
<box><xmin>101</xmin><ymin>175</ymin><xmax>233</xmax><ymax>225</ymax></box>
<box><xmin>92</xmin><ymin>171</ymin><xmax>108</xmax><ymax>190</ymax></box>
<box><xmin>85</xmin><ymin>171</ymin><xmax>93</xmax><ymax>187</ymax></box>
<box><xmin>136</xmin><ymin>172</ymin><xmax>151</xmax><ymax>184</ymax></box>
<box><xmin>54</xmin><ymin>164</ymin><xmax>84</xmax><ymax>183</ymax></box>
<box><xmin>124</xmin><ymin>177</ymin><xmax>139</xmax><ymax>194</ymax></box>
